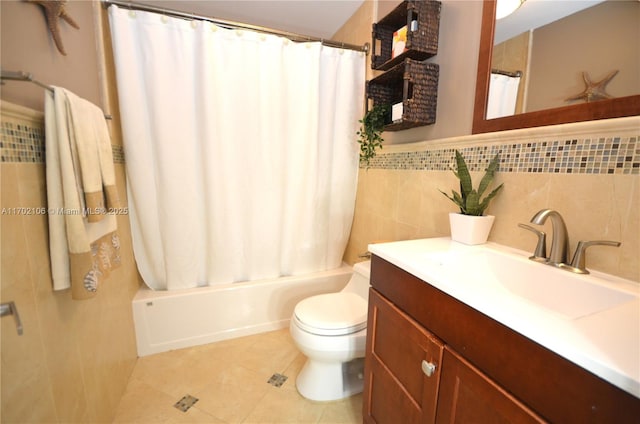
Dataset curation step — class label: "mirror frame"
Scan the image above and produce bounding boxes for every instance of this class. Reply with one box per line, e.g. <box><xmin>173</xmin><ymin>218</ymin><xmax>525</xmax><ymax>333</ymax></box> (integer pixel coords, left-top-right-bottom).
<box><xmin>472</xmin><ymin>0</ymin><xmax>640</xmax><ymax>134</ymax></box>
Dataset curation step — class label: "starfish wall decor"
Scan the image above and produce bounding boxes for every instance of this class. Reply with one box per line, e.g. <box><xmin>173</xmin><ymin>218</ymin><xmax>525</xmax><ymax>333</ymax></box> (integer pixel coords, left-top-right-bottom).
<box><xmin>28</xmin><ymin>0</ymin><xmax>79</xmax><ymax>56</ymax></box>
<box><xmin>565</xmin><ymin>70</ymin><xmax>619</xmax><ymax>103</ymax></box>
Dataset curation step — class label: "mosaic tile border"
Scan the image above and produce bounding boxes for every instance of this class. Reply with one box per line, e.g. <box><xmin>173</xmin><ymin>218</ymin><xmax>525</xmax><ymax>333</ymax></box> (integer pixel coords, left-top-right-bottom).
<box><xmin>4</xmin><ymin>118</ymin><xmax>637</xmax><ymax>175</ymax></box>
<box><xmin>363</xmin><ymin>135</ymin><xmax>639</xmax><ymax>175</ymax></box>
<box><xmin>0</xmin><ymin>121</ymin><xmax>125</xmax><ymax>164</ymax></box>
<box><xmin>0</xmin><ymin>121</ymin><xmax>45</xmax><ymax>163</ymax></box>
<box><xmin>111</xmin><ymin>145</ymin><xmax>125</xmax><ymax>164</ymax></box>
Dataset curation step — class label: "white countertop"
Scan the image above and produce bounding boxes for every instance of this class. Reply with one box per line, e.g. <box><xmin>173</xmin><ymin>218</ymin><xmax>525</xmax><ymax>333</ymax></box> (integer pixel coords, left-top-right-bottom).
<box><xmin>368</xmin><ymin>237</ymin><xmax>640</xmax><ymax>398</ymax></box>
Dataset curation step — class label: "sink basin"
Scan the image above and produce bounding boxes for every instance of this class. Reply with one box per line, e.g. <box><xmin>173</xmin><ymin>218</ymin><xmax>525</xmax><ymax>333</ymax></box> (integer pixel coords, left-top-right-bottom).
<box><xmin>423</xmin><ymin>247</ymin><xmax>636</xmax><ymax>319</ymax></box>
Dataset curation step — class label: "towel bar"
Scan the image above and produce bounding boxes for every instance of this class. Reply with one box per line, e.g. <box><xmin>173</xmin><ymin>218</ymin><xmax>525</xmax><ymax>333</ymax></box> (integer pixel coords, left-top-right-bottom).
<box><xmin>1</xmin><ymin>69</ymin><xmax>112</xmax><ymax>120</ymax></box>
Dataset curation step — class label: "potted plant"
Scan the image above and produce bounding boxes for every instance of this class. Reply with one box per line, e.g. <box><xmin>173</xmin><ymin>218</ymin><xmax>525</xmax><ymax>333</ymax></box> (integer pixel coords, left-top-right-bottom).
<box><xmin>439</xmin><ymin>150</ymin><xmax>503</xmax><ymax>245</ymax></box>
<box><xmin>357</xmin><ymin>103</ymin><xmax>389</xmax><ymax>167</ymax></box>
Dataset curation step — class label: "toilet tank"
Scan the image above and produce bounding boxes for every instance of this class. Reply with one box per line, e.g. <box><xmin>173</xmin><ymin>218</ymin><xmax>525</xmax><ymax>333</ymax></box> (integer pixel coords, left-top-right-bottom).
<box><xmin>340</xmin><ymin>260</ymin><xmax>371</xmax><ymax>301</ymax></box>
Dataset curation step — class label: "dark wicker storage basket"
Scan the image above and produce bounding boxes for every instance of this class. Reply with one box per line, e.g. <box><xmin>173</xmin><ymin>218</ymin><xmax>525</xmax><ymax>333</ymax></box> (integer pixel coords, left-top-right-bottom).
<box><xmin>367</xmin><ymin>59</ymin><xmax>439</xmax><ymax>131</ymax></box>
<box><xmin>371</xmin><ymin>0</ymin><xmax>441</xmax><ymax>71</ymax></box>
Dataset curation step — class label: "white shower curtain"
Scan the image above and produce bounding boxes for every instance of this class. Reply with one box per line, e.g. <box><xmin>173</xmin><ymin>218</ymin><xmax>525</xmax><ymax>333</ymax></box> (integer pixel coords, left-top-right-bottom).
<box><xmin>486</xmin><ymin>72</ymin><xmax>521</xmax><ymax>119</ymax></box>
<box><xmin>108</xmin><ymin>6</ymin><xmax>364</xmax><ymax>290</ymax></box>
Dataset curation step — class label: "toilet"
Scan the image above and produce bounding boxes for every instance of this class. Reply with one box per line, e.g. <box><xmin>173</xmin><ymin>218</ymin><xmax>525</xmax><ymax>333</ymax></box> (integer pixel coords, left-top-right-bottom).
<box><xmin>289</xmin><ymin>260</ymin><xmax>371</xmax><ymax>401</ymax></box>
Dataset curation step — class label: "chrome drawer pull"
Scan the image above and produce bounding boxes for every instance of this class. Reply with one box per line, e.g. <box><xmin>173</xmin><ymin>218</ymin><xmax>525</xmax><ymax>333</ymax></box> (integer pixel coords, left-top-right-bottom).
<box><xmin>421</xmin><ymin>360</ymin><xmax>436</xmax><ymax>377</ymax></box>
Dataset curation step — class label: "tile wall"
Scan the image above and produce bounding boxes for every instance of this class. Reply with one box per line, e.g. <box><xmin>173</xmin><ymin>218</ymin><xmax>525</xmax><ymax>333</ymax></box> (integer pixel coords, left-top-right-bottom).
<box><xmin>0</xmin><ymin>101</ymin><xmax>140</xmax><ymax>423</ymax></box>
<box><xmin>344</xmin><ymin>117</ymin><xmax>640</xmax><ymax>282</ymax></box>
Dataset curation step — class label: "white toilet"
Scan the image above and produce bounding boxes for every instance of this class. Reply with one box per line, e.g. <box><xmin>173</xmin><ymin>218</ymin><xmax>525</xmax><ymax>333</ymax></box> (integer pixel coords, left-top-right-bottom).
<box><xmin>289</xmin><ymin>260</ymin><xmax>371</xmax><ymax>401</ymax></box>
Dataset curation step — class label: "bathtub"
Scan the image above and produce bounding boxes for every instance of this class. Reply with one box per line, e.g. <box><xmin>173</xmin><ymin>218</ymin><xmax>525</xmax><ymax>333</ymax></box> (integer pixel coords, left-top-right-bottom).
<box><xmin>132</xmin><ymin>264</ymin><xmax>353</xmax><ymax>356</ymax></box>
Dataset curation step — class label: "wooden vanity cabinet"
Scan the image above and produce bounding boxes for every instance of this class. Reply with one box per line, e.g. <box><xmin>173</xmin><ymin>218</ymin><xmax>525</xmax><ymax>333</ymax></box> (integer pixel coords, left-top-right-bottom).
<box><xmin>362</xmin><ymin>255</ymin><xmax>640</xmax><ymax>423</ymax></box>
<box><xmin>363</xmin><ymin>289</ymin><xmax>443</xmax><ymax>424</ymax></box>
<box><xmin>363</xmin><ymin>289</ymin><xmax>543</xmax><ymax>424</ymax></box>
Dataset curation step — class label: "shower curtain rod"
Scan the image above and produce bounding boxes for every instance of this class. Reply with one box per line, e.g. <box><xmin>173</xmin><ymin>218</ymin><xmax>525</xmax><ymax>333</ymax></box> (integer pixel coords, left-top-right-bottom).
<box><xmin>101</xmin><ymin>0</ymin><xmax>369</xmax><ymax>54</ymax></box>
<box><xmin>491</xmin><ymin>68</ymin><xmax>522</xmax><ymax>78</ymax></box>
<box><xmin>1</xmin><ymin>70</ymin><xmax>112</xmax><ymax>119</ymax></box>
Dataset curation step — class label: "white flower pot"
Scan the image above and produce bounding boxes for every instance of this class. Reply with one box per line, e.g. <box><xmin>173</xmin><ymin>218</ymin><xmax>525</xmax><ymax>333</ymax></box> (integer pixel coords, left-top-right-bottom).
<box><xmin>449</xmin><ymin>213</ymin><xmax>495</xmax><ymax>245</ymax></box>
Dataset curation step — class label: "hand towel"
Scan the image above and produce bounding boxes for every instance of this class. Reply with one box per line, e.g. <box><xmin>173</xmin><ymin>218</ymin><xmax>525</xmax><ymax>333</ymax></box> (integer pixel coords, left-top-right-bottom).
<box><xmin>45</xmin><ymin>87</ymin><xmax>121</xmax><ymax>299</ymax></box>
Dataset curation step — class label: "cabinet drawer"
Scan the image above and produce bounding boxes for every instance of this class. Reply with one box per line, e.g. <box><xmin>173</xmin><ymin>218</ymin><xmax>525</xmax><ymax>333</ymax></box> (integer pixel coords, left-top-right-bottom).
<box><xmin>437</xmin><ymin>347</ymin><xmax>546</xmax><ymax>424</ymax></box>
<box><xmin>364</xmin><ymin>289</ymin><xmax>443</xmax><ymax>424</ymax></box>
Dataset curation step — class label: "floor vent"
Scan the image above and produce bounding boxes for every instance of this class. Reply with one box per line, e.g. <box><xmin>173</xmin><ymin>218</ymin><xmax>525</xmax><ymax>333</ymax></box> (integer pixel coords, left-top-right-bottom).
<box><xmin>174</xmin><ymin>394</ymin><xmax>198</xmax><ymax>412</ymax></box>
<box><xmin>267</xmin><ymin>373</ymin><xmax>288</xmax><ymax>387</ymax></box>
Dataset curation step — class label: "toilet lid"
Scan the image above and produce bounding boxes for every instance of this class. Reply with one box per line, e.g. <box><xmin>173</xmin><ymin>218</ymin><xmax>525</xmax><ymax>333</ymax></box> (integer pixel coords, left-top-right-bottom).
<box><xmin>294</xmin><ymin>292</ymin><xmax>368</xmax><ymax>336</ymax></box>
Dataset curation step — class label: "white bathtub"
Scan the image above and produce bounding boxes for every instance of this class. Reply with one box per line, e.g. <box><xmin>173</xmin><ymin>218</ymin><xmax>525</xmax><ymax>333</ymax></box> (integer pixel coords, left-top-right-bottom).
<box><xmin>132</xmin><ymin>264</ymin><xmax>353</xmax><ymax>356</ymax></box>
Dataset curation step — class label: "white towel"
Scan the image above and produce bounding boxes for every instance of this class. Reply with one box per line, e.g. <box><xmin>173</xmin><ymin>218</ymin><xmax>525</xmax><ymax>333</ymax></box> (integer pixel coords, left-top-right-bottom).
<box><xmin>45</xmin><ymin>87</ymin><xmax>121</xmax><ymax>299</ymax></box>
<box><xmin>64</xmin><ymin>90</ymin><xmax>119</xmax><ymax>220</ymax></box>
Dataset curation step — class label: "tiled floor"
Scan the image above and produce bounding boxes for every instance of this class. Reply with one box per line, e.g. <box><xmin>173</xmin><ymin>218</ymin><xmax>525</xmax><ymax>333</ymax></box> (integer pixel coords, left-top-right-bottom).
<box><xmin>113</xmin><ymin>329</ymin><xmax>363</xmax><ymax>423</ymax></box>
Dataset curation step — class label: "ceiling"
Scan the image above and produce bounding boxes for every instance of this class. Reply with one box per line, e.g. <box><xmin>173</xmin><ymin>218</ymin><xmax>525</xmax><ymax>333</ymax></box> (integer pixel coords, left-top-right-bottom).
<box><xmin>136</xmin><ymin>0</ymin><xmax>365</xmax><ymax>39</ymax></box>
<box><xmin>495</xmin><ymin>0</ymin><xmax>605</xmax><ymax>44</ymax></box>
<box><xmin>131</xmin><ymin>1</ymin><xmax>611</xmax><ymax>43</ymax></box>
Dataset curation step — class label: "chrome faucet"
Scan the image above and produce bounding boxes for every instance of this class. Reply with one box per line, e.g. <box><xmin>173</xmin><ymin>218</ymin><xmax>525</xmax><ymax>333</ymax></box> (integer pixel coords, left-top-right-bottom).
<box><xmin>530</xmin><ymin>209</ymin><xmax>569</xmax><ymax>267</ymax></box>
<box><xmin>522</xmin><ymin>209</ymin><xmax>621</xmax><ymax>274</ymax></box>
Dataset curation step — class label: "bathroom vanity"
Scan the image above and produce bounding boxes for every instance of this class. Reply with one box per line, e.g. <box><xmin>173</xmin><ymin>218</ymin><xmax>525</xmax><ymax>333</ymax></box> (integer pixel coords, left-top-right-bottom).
<box><xmin>362</xmin><ymin>238</ymin><xmax>640</xmax><ymax>423</ymax></box>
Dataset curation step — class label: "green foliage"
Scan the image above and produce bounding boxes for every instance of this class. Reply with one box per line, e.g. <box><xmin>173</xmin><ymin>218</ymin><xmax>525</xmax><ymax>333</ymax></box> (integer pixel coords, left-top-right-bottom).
<box><xmin>357</xmin><ymin>104</ymin><xmax>389</xmax><ymax>167</ymax></box>
<box><xmin>439</xmin><ymin>150</ymin><xmax>504</xmax><ymax>216</ymax></box>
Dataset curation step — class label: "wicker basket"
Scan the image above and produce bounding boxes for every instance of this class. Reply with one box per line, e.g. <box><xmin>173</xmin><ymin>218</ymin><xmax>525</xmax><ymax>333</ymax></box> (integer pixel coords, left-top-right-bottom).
<box><xmin>367</xmin><ymin>59</ymin><xmax>439</xmax><ymax>131</ymax></box>
<box><xmin>371</xmin><ymin>0</ymin><xmax>441</xmax><ymax>71</ymax></box>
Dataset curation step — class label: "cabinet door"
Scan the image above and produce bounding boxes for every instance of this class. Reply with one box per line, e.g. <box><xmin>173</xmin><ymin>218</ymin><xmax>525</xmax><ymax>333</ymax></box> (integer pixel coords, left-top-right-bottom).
<box><xmin>363</xmin><ymin>289</ymin><xmax>444</xmax><ymax>424</ymax></box>
<box><xmin>436</xmin><ymin>347</ymin><xmax>546</xmax><ymax>424</ymax></box>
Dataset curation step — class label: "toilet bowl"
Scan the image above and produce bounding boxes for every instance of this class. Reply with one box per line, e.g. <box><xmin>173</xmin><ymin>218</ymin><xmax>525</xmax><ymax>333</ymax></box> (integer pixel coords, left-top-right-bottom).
<box><xmin>289</xmin><ymin>260</ymin><xmax>371</xmax><ymax>401</ymax></box>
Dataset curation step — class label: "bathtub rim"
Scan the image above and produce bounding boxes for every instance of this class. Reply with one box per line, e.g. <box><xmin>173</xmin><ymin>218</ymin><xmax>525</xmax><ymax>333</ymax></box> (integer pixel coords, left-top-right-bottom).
<box><xmin>132</xmin><ymin>263</ymin><xmax>356</xmax><ymax>356</ymax></box>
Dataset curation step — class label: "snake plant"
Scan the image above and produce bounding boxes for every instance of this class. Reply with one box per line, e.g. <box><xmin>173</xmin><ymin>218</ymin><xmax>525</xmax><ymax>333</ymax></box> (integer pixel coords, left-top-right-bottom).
<box><xmin>440</xmin><ymin>150</ymin><xmax>503</xmax><ymax>216</ymax></box>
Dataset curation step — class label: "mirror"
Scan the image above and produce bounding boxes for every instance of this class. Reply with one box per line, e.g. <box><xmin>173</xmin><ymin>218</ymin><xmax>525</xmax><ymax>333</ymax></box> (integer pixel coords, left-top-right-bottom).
<box><xmin>473</xmin><ymin>0</ymin><xmax>640</xmax><ymax>134</ymax></box>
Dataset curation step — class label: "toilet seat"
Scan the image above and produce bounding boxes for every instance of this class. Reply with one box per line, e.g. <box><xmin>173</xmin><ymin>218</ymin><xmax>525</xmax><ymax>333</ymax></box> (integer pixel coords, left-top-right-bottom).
<box><xmin>294</xmin><ymin>292</ymin><xmax>368</xmax><ymax>336</ymax></box>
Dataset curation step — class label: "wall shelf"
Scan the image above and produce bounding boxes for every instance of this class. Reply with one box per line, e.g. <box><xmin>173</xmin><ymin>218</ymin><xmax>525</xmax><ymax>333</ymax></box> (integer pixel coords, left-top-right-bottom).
<box><xmin>367</xmin><ymin>59</ymin><xmax>439</xmax><ymax>131</ymax></box>
<box><xmin>367</xmin><ymin>0</ymin><xmax>441</xmax><ymax>131</ymax></box>
<box><xmin>371</xmin><ymin>0</ymin><xmax>441</xmax><ymax>71</ymax></box>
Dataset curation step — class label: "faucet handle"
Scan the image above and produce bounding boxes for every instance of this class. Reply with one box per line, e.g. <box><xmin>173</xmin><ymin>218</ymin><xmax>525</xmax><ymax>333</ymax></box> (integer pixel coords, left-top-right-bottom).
<box><xmin>569</xmin><ymin>240</ymin><xmax>621</xmax><ymax>274</ymax></box>
<box><xmin>518</xmin><ymin>223</ymin><xmax>547</xmax><ymax>262</ymax></box>
<box><xmin>358</xmin><ymin>251</ymin><xmax>371</xmax><ymax>259</ymax></box>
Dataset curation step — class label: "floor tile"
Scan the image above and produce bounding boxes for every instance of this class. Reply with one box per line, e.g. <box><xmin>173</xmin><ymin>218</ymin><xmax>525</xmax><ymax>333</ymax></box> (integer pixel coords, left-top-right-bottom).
<box><xmin>113</xmin><ymin>329</ymin><xmax>363</xmax><ymax>423</ymax></box>
<box><xmin>241</xmin><ymin>387</ymin><xmax>326</xmax><ymax>424</ymax></box>
<box><xmin>112</xmin><ymin>379</ymin><xmax>223</xmax><ymax>423</ymax></box>
<box><xmin>193</xmin><ymin>364</ymin><xmax>271</xmax><ymax>423</ymax></box>
<box><xmin>318</xmin><ymin>394</ymin><xmax>364</xmax><ymax>424</ymax></box>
